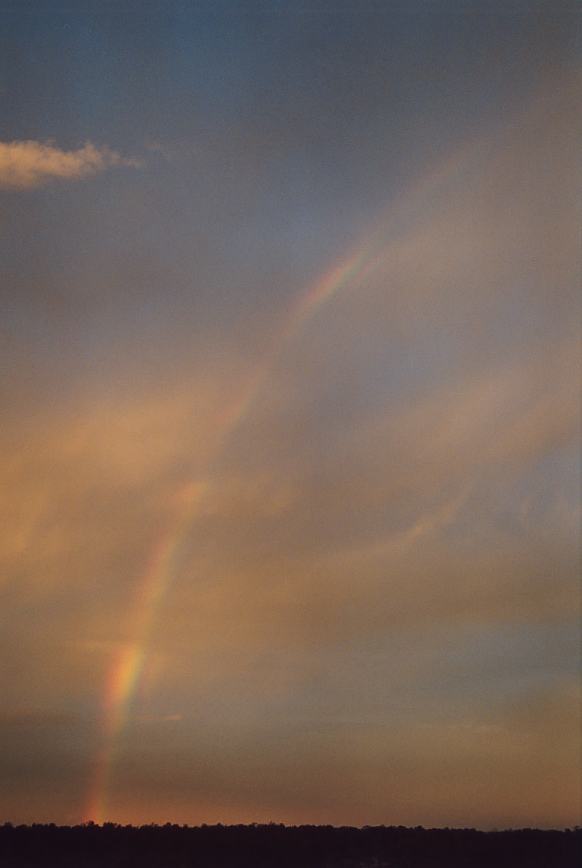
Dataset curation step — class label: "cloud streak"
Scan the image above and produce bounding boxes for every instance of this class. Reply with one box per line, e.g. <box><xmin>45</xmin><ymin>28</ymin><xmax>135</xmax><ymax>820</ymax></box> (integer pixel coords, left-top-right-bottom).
<box><xmin>0</xmin><ymin>140</ymin><xmax>140</xmax><ymax>189</ymax></box>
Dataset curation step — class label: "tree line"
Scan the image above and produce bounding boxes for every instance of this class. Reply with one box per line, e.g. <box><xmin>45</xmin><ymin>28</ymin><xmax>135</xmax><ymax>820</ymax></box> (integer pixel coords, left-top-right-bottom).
<box><xmin>1</xmin><ymin>821</ymin><xmax>580</xmax><ymax>867</ymax></box>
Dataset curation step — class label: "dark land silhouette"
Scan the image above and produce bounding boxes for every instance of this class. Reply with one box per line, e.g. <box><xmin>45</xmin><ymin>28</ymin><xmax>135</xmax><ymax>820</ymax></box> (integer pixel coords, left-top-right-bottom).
<box><xmin>1</xmin><ymin>822</ymin><xmax>580</xmax><ymax>867</ymax></box>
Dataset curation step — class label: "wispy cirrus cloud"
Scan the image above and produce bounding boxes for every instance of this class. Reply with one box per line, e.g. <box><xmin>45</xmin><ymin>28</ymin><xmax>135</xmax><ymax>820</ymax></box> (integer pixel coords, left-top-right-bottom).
<box><xmin>0</xmin><ymin>139</ymin><xmax>140</xmax><ymax>189</ymax></box>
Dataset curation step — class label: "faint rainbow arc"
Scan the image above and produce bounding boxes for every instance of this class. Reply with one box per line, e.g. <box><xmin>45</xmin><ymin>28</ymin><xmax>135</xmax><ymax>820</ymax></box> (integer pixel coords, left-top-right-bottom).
<box><xmin>84</xmin><ymin>481</ymin><xmax>207</xmax><ymax>824</ymax></box>
<box><xmin>83</xmin><ymin>246</ymin><xmax>372</xmax><ymax>824</ymax></box>
<box><xmin>84</xmin><ymin>128</ymin><xmax>485</xmax><ymax>824</ymax></box>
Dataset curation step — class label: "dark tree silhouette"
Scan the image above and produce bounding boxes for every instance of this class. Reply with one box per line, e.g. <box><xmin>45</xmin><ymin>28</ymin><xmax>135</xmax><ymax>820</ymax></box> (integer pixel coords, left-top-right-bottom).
<box><xmin>0</xmin><ymin>822</ymin><xmax>580</xmax><ymax>867</ymax></box>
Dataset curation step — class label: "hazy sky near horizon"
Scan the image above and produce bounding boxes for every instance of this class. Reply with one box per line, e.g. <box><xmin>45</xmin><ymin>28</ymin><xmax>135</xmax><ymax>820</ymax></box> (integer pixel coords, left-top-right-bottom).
<box><xmin>0</xmin><ymin>0</ymin><xmax>580</xmax><ymax>829</ymax></box>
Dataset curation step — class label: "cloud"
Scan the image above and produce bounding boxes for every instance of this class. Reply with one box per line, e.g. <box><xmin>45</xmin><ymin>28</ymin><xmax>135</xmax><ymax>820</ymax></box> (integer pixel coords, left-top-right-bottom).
<box><xmin>0</xmin><ymin>74</ymin><xmax>578</xmax><ymax>827</ymax></box>
<box><xmin>0</xmin><ymin>139</ymin><xmax>140</xmax><ymax>189</ymax></box>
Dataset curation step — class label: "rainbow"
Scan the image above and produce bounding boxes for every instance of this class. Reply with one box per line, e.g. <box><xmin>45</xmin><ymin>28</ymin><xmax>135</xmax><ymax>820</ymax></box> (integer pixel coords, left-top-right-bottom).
<box><xmin>83</xmin><ymin>247</ymin><xmax>373</xmax><ymax>825</ymax></box>
<box><xmin>84</xmin><ymin>481</ymin><xmax>207</xmax><ymax>824</ymax></box>
<box><xmin>84</xmin><ymin>128</ymin><xmax>486</xmax><ymax>824</ymax></box>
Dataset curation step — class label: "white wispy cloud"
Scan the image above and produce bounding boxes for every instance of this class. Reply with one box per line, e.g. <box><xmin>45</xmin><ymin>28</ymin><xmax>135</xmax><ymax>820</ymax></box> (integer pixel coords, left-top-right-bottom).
<box><xmin>0</xmin><ymin>139</ymin><xmax>141</xmax><ymax>189</ymax></box>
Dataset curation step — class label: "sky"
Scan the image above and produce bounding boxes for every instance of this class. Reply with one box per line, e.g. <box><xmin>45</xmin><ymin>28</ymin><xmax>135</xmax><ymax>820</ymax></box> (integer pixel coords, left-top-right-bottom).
<box><xmin>0</xmin><ymin>0</ymin><xmax>580</xmax><ymax>830</ymax></box>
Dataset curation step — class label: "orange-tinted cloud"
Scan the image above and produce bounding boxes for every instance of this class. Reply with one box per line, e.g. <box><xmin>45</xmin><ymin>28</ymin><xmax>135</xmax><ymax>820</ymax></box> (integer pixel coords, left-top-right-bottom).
<box><xmin>0</xmin><ymin>140</ymin><xmax>140</xmax><ymax>188</ymax></box>
<box><xmin>0</xmin><ymin>62</ymin><xmax>578</xmax><ymax>827</ymax></box>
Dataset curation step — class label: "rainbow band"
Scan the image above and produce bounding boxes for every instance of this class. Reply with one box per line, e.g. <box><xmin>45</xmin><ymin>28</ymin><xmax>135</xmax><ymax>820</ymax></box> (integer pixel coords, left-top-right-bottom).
<box><xmin>84</xmin><ymin>125</ymin><xmax>487</xmax><ymax>823</ymax></box>
<box><xmin>84</xmin><ymin>481</ymin><xmax>207</xmax><ymax>824</ymax></box>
